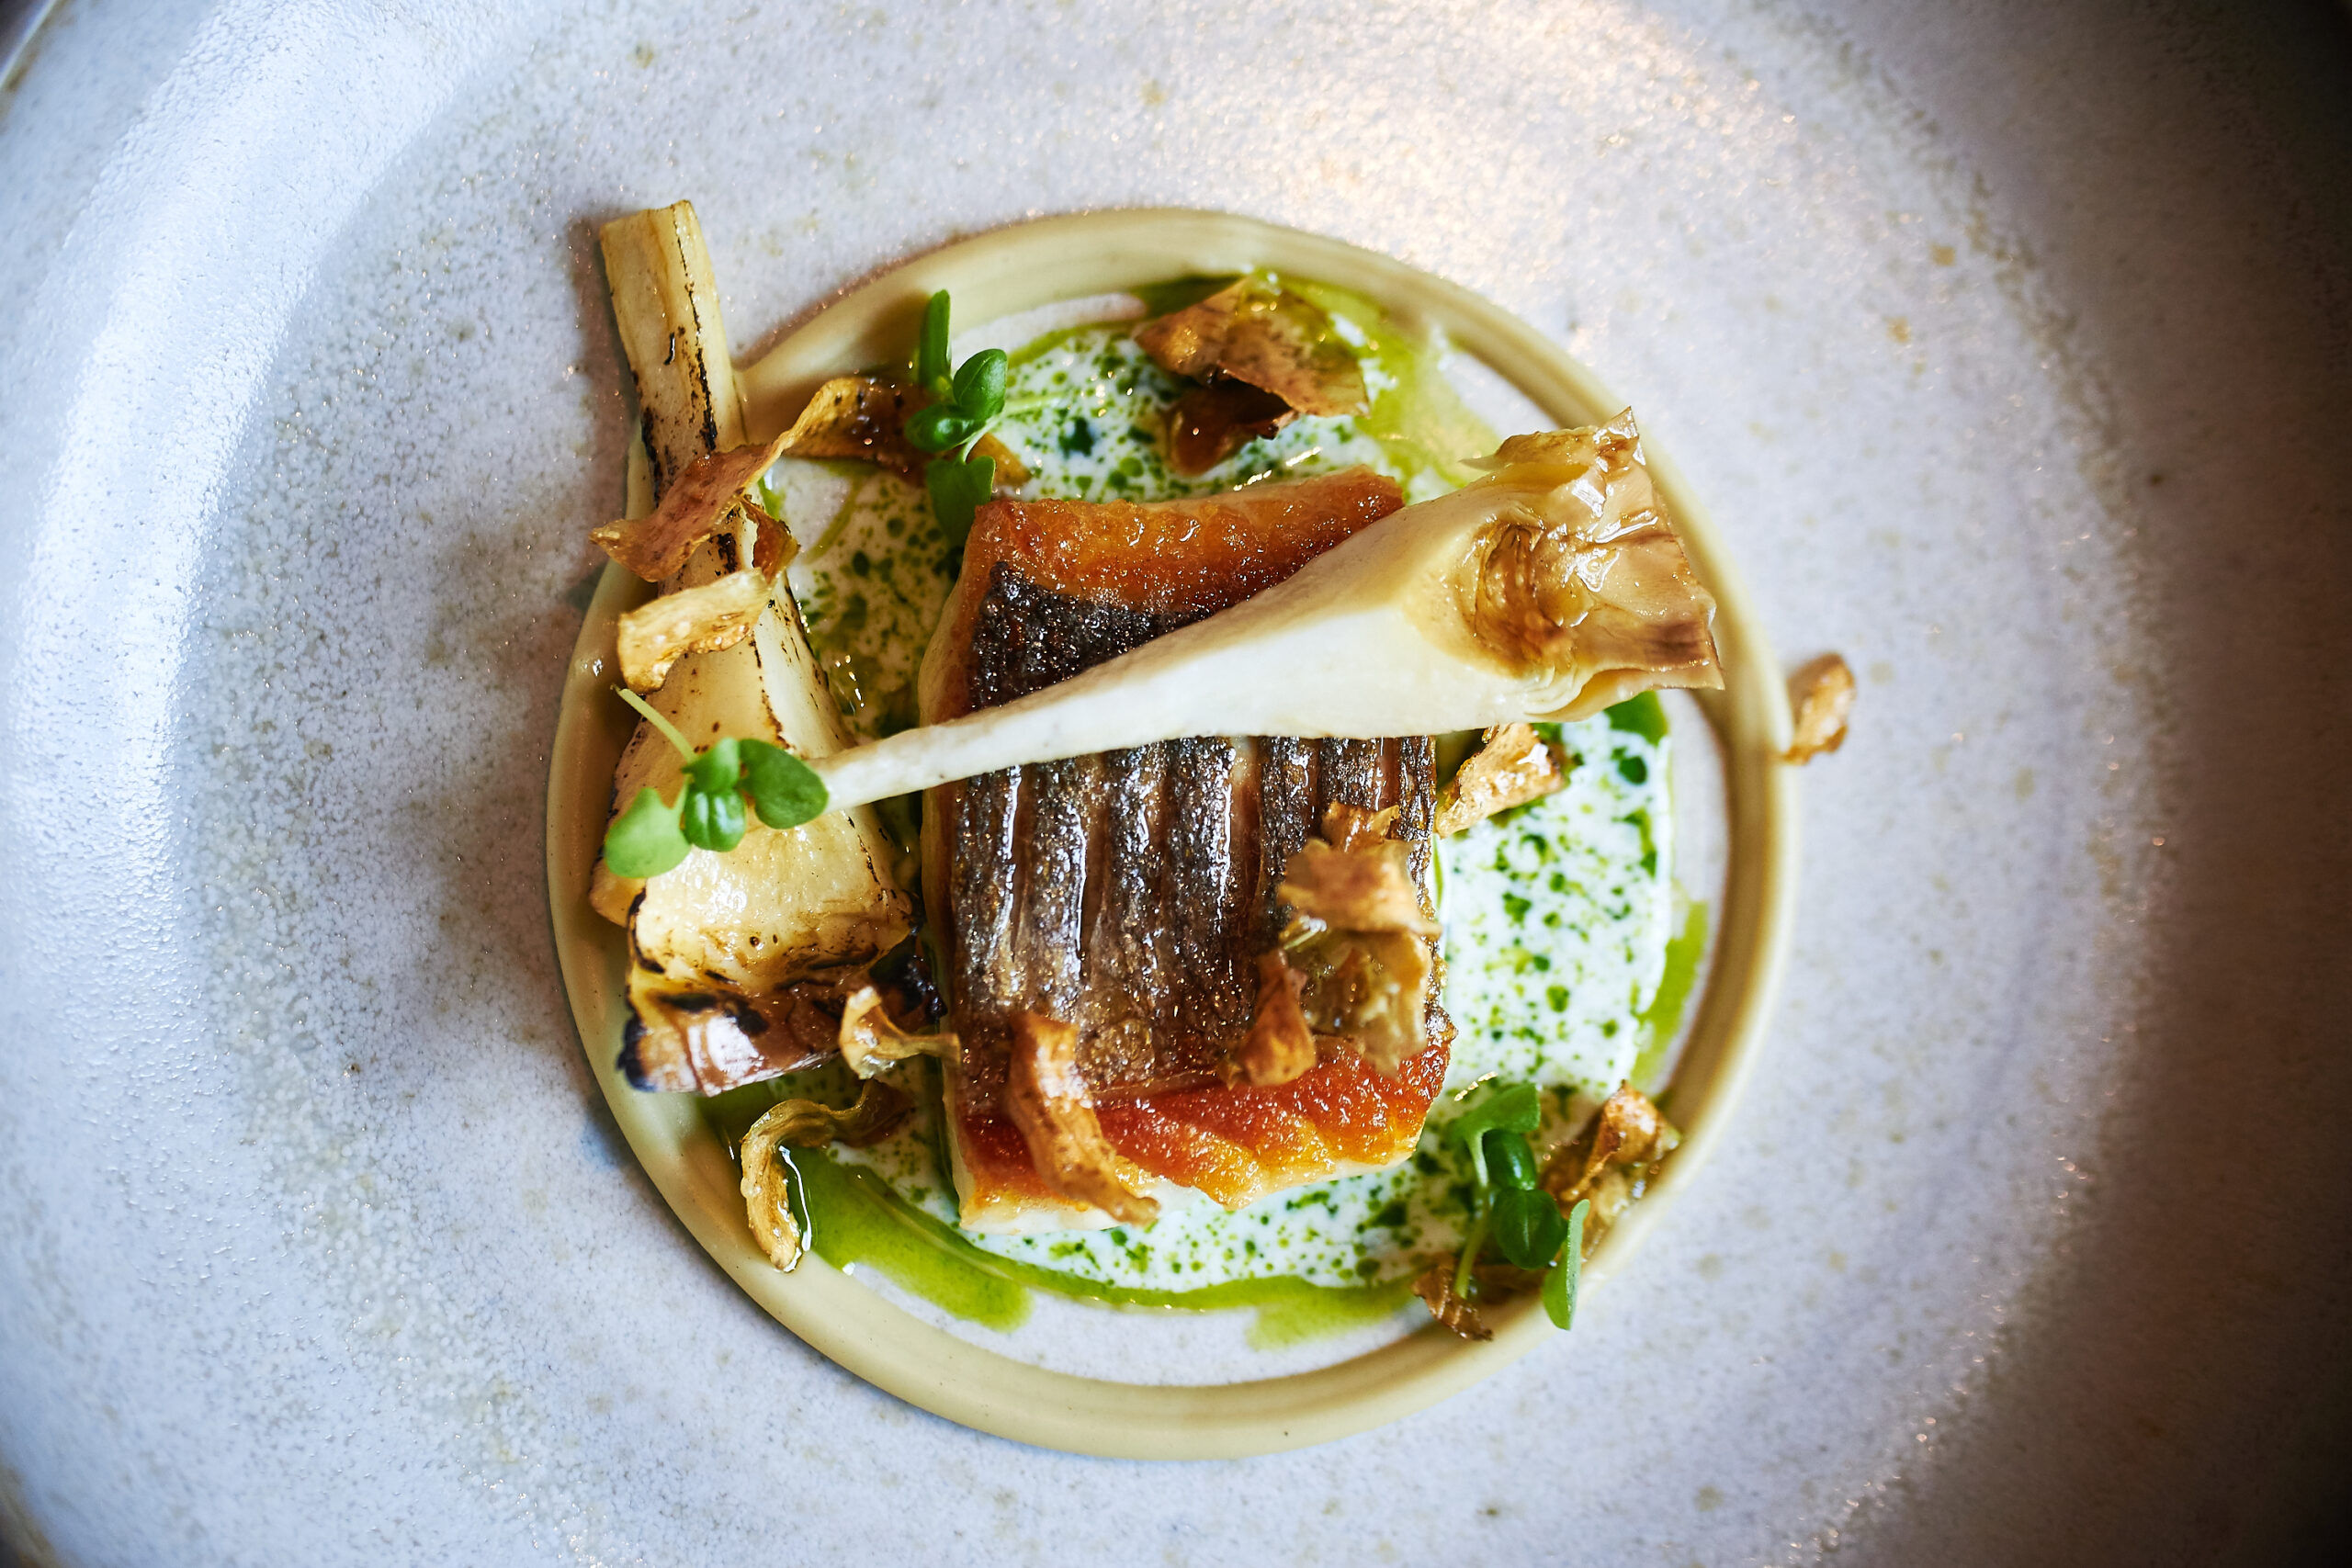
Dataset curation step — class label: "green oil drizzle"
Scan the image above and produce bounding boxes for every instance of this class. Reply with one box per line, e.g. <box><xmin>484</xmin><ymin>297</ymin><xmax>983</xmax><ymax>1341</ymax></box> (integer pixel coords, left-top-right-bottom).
<box><xmin>1283</xmin><ymin>275</ymin><xmax>1498</xmax><ymax>496</ymax></box>
<box><xmin>1629</xmin><ymin>899</ymin><xmax>1710</xmax><ymax>1093</ymax></box>
<box><xmin>1126</xmin><ymin>273</ymin><xmax>1241</xmax><ymax>319</ymax></box>
<box><xmin>792</xmin><ymin>1152</ymin><xmax>1416</xmax><ymax>1348</ymax></box>
<box><xmin>1607</xmin><ymin>691</ymin><xmax>1669</xmax><ymax>744</ymax></box>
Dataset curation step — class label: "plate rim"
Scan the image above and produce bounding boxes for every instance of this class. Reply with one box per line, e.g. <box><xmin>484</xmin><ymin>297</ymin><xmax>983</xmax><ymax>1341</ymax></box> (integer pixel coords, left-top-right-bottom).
<box><xmin>544</xmin><ymin>206</ymin><xmax>1798</xmax><ymax>1459</ymax></box>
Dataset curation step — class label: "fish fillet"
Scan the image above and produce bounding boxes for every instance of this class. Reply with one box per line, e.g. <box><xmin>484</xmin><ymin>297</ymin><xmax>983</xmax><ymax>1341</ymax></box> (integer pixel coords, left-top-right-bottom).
<box><xmin>918</xmin><ymin>468</ymin><xmax>1453</xmax><ymax>1231</ymax></box>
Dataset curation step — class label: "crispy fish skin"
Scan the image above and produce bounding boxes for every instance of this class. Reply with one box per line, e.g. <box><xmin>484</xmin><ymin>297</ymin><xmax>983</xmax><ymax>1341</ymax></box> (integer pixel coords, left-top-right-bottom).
<box><xmin>919</xmin><ymin>468</ymin><xmax>1453</xmax><ymax>1226</ymax></box>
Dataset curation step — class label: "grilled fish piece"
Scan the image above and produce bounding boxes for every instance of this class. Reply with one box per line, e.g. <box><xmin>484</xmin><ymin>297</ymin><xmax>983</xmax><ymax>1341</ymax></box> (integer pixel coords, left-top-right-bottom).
<box><xmin>918</xmin><ymin>468</ymin><xmax>1453</xmax><ymax>1230</ymax></box>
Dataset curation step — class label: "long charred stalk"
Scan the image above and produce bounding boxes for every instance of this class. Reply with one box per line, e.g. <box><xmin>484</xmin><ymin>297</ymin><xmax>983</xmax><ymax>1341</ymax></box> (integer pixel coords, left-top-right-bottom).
<box><xmin>594</xmin><ymin>201</ymin><xmax>913</xmax><ymax>1095</ymax></box>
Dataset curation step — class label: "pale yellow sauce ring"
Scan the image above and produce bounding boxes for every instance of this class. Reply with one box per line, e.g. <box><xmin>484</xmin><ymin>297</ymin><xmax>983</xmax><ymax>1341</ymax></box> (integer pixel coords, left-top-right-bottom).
<box><xmin>546</xmin><ymin>209</ymin><xmax>1798</xmax><ymax>1458</ymax></box>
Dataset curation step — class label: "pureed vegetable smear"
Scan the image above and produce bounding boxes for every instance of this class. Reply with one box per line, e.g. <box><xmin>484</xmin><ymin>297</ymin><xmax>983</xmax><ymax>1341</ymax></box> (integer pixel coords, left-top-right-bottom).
<box><xmin>704</xmin><ymin>279</ymin><xmax>1707</xmax><ymax>1339</ymax></box>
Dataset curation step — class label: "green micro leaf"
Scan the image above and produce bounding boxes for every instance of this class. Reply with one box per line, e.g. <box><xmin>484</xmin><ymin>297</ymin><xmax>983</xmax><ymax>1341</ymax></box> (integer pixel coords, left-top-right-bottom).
<box><xmin>917</xmin><ymin>290</ymin><xmax>953</xmax><ymax>396</ymax></box>
<box><xmin>678</xmin><ymin>781</ymin><xmax>748</xmax><ymax>853</ymax></box>
<box><xmin>1543</xmin><ymin>1197</ymin><xmax>1593</xmax><ymax>1330</ymax></box>
<box><xmin>741</xmin><ymin>739</ymin><xmax>829</xmax><ymax>829</ymax></box>
<box><xmin>684</xmin><ymin>737</ymin><xmax>742</xmax><ymax>797</ymax></box>
<box><xmin>1448</xmin><ymin>1081</ymin><xmax>1543</xmax><ymax>1187</ymax></box>
<box><xmin>1492</xmin><ymin>1185</ymin><xmax>1569</xmax><ymax>1270</ymax></box>
<box><xmin>952</xmin><ymin>347</ymin><xmax>1009</xmax><ymax>423</ymax></box>
<box><xmin>604</xmin><ymin>785</ymin><xmax>690</xmax><ymax>878</ymax></box>
<box><xmin>924</xmin><ymin>454</ymin><xmax>996</xmax><ymax>546</ymax></box>
<box><xmin>1483</xmin><ymin>1130</ymin><xmax>1540</xmax><ymax>1190</ymax></box>
<box><xmin>907</xmin><ymin>403</ymin><xmax>983</xmax><ymax>454</ymax></box>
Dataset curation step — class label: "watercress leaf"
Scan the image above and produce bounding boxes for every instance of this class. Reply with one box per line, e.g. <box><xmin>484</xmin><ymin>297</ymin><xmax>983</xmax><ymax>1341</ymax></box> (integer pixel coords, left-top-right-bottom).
<box><xmin>684</xmin><ymin>737</ymin><xmax>742</xmax><ymax>796</ymax></box>
<box><xmin>1491</xmin><ymin>1185</ymin><xmax>1569</xmax><ymax>1269</ymax></box>
<box><xmin>1543</xmin><ymin>1197</ymin><xmax>1592</xmax><ymax>1330</ymax></box>
<box><xmin>952</xmin><ymin>347</ymin><xmax>1009</xmax><ymax>423</ymax></box>
<box><xmin>917</xmin><ymin>290</ymin><xmax>953</xmax><ymax>395</ymax></box>
<box><xmin>906</xmin><ymin>403</ymin><xmax>980</xmax><ymax>454</ymax></box>
<box><xmin>1483</xmin><ymin>1130</ymin><xmax>1541</xmax><ymax>1190</ymax></box>
<box><xmin>740</xmin><ymin>739</ymin><xmax>829</xmax><ymax>829</ymax></box>
<box><xmin>604</xmin><ymin>786</ymin><xmax>690</xmax><ymax>878</ymax></box>
<box><xmin>678</xmin><ymin>781</ymin><xmax>747</xmax><ymax>852</ymax></box>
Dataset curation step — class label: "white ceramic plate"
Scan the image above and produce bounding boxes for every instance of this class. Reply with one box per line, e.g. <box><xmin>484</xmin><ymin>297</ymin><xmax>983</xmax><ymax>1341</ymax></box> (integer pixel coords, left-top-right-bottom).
<box><xmin>3</xmin><ymin>1</ymin><xmax>2346</xmax><ymax>1562</ymax></box>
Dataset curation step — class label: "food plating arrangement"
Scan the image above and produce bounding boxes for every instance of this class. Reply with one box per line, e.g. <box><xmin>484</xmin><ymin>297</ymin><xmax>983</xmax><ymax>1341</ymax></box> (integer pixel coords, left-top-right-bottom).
<box><xmin>549</xmin><ymin>203</ymin><xmax>1829</xmax><ymax>1451</ymax></box>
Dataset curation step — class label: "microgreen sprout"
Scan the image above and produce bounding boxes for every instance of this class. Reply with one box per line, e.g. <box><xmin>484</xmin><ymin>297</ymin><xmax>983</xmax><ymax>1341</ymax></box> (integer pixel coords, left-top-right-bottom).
<box><xmin>1544</xmin><ymin>1198</ymin><xmax>1592</xmax><ymax>1330</ymax></box>
<box><xmin>601</xmin><ymin>686</ymin><xmax>829</xmax><ymax>877</ymax></box>
<box><xmin>1444</xmin><ymin>1080</ymin><xmax>1590</xmax><ymax>1330</ymax></box>
<box><xmin>902</xmin><ymin>290</ymin><xmax>1012</xmax><ymax>544</ymax></box>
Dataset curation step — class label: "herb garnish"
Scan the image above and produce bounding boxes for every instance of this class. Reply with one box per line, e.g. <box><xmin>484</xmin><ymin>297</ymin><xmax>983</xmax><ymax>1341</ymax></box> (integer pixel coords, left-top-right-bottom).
<box><xmin>1446</xmin><ymin>1080</ymin><xmax>1591</xmax><ymax>1330</ymax></box>
<box><xmin>903</xmin><ymin>290</ymin><xmax>1010</xmax><ymax>543</ymax></box>
<box><xmin>602</xmin><ymin>686</ymin><xmax>829</xmax><ymax>877</ymax></box>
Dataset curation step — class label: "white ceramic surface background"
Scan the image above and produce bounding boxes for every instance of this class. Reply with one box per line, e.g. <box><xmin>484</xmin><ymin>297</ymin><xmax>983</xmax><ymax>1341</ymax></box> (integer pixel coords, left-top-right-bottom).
<box><xmin>0</xmin><ymin>3</ymin><xmax>2345</xmax><ymax>1566</ymax></box>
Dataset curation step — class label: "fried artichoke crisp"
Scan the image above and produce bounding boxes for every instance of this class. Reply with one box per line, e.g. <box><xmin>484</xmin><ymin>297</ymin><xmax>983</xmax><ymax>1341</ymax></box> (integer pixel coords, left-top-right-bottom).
<box><xmin>1456</xmin><ymin>415</ymin><xmax>1722</xmax><ymax>712</ymax></box>
<box><xmin>775</xmin><ymin>374</ymin><xmax>1031</xmax><ymax>488</ymax></box>
<box><xmin>1272</xmin><ymin>804</ymin><xmax>1440</xmax><ymax>1075</ymax></box>
<box><xmin>1433</xmin><ymin>722</ymin><xmax>1570</xmax><ymax>836</ymax></box>
<box><xmin>1279</xmin><ymin>821</ymin><xmax>1438</xmax><ymax>939</ymax></box>
<box><xmin>1135</xmin><ymin>277</ymin><xmax>1369</xmax><ymax>475</ymax></box>
<box><xmin>1410</xmin><ymin>1260</ymin><xmax>1541</xmax><ymax>1341</ymax></box>
<box><xmin>616</xmin><ymin>568</ymin><xmax>769</xmax><ymax>693</ymax></box>
<box><xmin>1784</xmin><ymin>651</ymin><xmax>1856</xmax><ymax>762</ymax></box>
<box><xmin>1002</xmin><ymin>1012</ymin><xmax>1161</xmax><ymax>1225</ymax></box>
<box><xmin>1227</xmin><ymin>950</ymin><xmax>1317</xmax><ymax>1088</ymax></box>
<box><xmin>1542</xmin><ymin>1083</ymin><xmax>1681</xmax><ymax>1244</ymax></box>
<box><xmin>592</xmin><ymin>430</ymin><xmax>791</xmax><ymax>582</ymax></box>
<box><xmin>738</xmin><ymin>1078</ymin><xmax>916</xmax><ymax>1270</ymax></box>
<box><xmin>1411</xmin><ymin>1259</ymin><xmax>1493</xmax><ymax>1341</ymax></box>
<box><xmin>836</xmin><ymin>983</ymin><xmax>955</xmax><ymax>1078</ymax></box>
<box><xmin>1164</xmin><ymin>380</ymin><xmax>1296</xmax><ymax>475</ymax></box>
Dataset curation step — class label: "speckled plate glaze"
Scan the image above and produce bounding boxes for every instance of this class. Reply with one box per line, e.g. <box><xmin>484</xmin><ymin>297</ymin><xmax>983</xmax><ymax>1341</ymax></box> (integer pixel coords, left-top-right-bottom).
<box><xmin>4</xmin><ymin>0</ymin><xmax>2348</xmax><ymax>1562</ymax></box>
<box><xmin>546</xmin><ymin>209</ymin><xmax>1795</xmax><ymax>1457</ymax></box>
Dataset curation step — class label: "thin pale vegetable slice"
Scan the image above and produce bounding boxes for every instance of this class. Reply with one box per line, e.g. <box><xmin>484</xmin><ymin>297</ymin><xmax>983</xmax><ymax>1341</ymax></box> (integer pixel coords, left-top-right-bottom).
<box><xmin>807</xmin><ymin>412</ymin><xmax>1721</xmax><ymax>815</ymax></box>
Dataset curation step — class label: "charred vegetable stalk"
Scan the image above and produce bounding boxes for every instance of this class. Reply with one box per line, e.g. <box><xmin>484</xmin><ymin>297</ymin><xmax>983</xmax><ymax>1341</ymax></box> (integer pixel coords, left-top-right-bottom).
<box><xmin>804</xmin><ymin>412</ymin><xmax>1722</xmax><ymax>816</ymax></box>
<box><xmin>589</xmin><ymin>201</ymin><xmax>913</xmax><ymax>1096</ymax></box>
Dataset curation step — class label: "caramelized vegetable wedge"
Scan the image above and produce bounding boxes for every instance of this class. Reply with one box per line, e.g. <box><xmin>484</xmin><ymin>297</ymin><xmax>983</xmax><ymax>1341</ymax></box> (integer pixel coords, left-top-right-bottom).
<box><xmin>592</xmin><ymin>201</ymin><xmax>913</xmax><ymax>1094</ymax></box>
